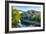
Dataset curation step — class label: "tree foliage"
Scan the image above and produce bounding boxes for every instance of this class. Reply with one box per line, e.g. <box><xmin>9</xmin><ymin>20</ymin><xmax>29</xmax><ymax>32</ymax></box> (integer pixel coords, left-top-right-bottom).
<box><xmin>12</xmin><ymin>8</ymin><xmax>21</xmax><ymax>27</ymax></box>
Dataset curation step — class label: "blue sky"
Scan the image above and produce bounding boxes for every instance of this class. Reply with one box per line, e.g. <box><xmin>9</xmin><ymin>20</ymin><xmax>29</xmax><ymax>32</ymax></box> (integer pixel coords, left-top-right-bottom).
<box><xmin>13</xmin><ymin>6</ymin><xmax>41</xmax><ymax>11</ymax></box>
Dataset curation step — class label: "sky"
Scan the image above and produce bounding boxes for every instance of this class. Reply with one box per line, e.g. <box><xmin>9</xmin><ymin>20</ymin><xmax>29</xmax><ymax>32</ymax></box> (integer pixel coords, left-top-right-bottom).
<box><xmin>13</xmin><ymin>6</ymin><xmax>41</xmax><ymax>11</ymax></box>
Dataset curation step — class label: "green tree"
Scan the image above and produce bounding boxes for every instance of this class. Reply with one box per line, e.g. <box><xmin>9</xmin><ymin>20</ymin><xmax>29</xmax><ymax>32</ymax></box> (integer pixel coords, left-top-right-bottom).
<box><xmin>12</xmin><ymin>8</ymin><xmax>21</xmax><ymax>27</ymax></box>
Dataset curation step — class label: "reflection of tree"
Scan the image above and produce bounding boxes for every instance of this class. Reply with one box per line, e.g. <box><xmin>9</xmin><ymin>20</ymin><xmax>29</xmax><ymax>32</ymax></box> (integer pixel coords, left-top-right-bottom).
<box><xmin>12</xmin><ymin>7</ymin><xmax>21</xmax><ymax>27</ymax></box>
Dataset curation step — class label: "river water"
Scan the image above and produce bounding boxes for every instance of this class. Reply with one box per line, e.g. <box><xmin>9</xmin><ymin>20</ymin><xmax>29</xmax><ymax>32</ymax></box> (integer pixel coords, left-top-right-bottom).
<box><xmin>16</xmin><ymin>20</ymin><xmax>35</xmax><ymax>28</ymax></box>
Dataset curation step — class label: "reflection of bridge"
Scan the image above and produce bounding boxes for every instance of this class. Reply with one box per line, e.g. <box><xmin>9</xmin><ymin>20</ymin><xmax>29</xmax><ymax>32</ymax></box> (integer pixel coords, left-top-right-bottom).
<box><xmin>21</xmin><ymin>19</ymin><xmax>41</xmax><ymax>27</ymax></box>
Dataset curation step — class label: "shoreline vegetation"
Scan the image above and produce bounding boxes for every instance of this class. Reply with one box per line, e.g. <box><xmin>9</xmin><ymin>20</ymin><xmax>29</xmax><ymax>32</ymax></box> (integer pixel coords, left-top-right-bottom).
<box><xmin>12</xmin><ymin>7</ymin><xmax>41</xmax><ymax>28</ymax></box>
